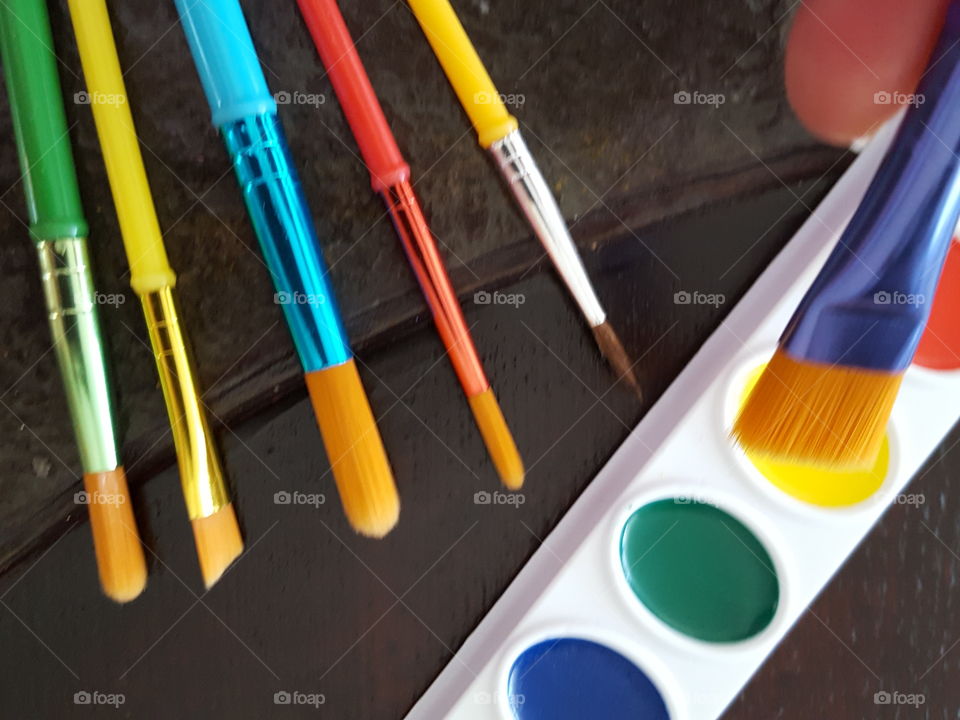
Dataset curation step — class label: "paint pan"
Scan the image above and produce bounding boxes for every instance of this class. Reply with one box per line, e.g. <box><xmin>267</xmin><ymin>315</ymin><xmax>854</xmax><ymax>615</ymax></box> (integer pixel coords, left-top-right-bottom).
<box><xmin>407</xmin><ymin>115</ymin><xmax>959</xmax><ymax>719</ymax></box>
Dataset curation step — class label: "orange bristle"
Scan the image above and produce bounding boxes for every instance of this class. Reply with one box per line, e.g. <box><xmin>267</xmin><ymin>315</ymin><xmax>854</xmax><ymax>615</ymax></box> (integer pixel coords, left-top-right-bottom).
<box><xmin>468</xmin><ymin>388</ymin><xmax>524</xmax><ymax>490</ymax></box>
<box><xmin>306</xmin><ymin>359</ymin><xmax>399</xmax><ymax>538</ymax></box>
<box><xmin>84</xmin><ymin>468</ymin><xmax>147</xmax><ymax>603</ymax></box>
<box><xmin>732</xmin><ymin>349</ymin><xmax>902</xmax><ymax>470</ymax></box>
<box><xmin>191</xmin><ymin>503</ymin><xmax>243</xmax><ymax>589</ymax></box>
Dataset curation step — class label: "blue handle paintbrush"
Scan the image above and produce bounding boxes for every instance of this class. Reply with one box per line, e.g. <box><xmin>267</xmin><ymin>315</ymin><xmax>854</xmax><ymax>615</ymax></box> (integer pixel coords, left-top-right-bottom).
<box><xmin>173</xmin><ymin>0</ymin><xmax>399</xmax><ymax>537</ymax></box>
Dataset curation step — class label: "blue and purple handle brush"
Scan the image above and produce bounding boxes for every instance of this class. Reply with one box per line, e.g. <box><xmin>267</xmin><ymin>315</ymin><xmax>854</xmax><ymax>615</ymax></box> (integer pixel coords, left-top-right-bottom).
<box><xmin>735</xmin><ymin>0</ymin><xmax>960</xmax><ymax>469</ymax></box>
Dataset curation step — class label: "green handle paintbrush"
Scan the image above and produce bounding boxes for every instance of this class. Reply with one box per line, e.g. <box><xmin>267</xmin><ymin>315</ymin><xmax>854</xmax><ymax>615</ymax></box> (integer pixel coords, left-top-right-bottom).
<box><xmin>0</xmin><ymin>0</ymin><xmax>145</xmax><ymax>602</ymax></box>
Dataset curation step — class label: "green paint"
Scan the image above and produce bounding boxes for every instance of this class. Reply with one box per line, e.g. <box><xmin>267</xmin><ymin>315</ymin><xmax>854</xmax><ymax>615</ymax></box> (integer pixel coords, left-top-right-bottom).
<box><xmin>619</xmin><ymin>499</ymin><xmax>779</xmax><ymax>643</ymax></box>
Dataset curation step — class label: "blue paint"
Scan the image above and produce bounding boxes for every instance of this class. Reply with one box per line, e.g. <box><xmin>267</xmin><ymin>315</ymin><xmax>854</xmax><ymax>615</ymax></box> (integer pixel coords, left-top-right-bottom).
<box><xmin>507</xmin><ymin>638</ymin><xmax>670</xmax><ymax>719</ymax></box>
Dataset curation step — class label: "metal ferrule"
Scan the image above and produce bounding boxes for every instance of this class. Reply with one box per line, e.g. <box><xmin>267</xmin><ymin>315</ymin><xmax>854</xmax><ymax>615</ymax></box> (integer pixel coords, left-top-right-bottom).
<box><xmin>141</xmin><ymin>286</ymin><xmax>228</xmax><ymax>519</ymax></box>
<box><xmin>382</xmin><ymin>180</ymin><xmax>488</xmax><ymax>397</ymax></box>
<box><xmin>488</xmin><ymin>129</ymin><xmax>606</xmax><ymax>327</ymax></box>
<box><xmin>37</xmin><ymin>238</ymin><xmax>120</xmax><ymax>473</ymax></box>
<box><xmin>220</xmin><ymin>112</ymin><xmax>351</xmax><ymax>373</ymax></box>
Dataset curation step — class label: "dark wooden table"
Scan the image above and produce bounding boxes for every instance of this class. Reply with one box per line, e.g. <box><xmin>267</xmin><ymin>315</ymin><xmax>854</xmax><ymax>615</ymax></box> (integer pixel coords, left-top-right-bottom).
<box><xmin>1</xmin><ymin>1</ymin><xmax>958</xmax><ymax>719</ymax></box>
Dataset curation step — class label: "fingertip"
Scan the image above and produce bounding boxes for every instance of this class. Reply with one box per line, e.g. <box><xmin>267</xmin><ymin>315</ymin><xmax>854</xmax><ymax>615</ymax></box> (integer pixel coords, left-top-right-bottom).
<box><xmin>785</xmin><ymin>0</ymin><xmax>949</xmax><ymax>145</ymax></box>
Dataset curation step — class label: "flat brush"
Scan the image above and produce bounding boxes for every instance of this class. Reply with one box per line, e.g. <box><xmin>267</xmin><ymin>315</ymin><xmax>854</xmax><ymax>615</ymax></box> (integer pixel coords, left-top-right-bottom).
<box><xmin>295</xmin><ymin>0</ymin><xmax>524</xmax><ymax>489</ymax></box>
<box><xmin>174</xmin><ymin>0</ymin><xmax>399</xmax><ymax>536</ymax></box>
<box><xmin>735</xmin><ymin>0</ymin><xmax>960</xmax><ymax>469</ymax></box>
<box><xmin>0</xmin><ymin>0</ymin><xmax>145</xmax><ymax>602</ymax></box>
<box><xmin>406</xmin><ymin>0</ymin><xmax>640</xmax><ymax>396</ymax></box>
<box><xmin>67</xmin><ymin>0</ymin><xmax>242</xmax><ymax>587</ymax></box>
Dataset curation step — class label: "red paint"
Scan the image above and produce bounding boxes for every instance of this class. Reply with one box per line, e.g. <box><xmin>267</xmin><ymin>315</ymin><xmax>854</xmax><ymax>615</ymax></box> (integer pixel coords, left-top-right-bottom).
<box><xmin>915</xmin><ymin>239</ymin><xmax>960</xmax><ymax>369</ymax></box>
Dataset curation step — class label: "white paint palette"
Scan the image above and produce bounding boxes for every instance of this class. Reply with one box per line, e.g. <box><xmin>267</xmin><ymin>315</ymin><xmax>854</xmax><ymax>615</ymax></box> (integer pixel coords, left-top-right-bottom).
<box><xmin>407</xmin><ymin>118</ymin><xmax>958</xmax><ymax>720</ymax></box>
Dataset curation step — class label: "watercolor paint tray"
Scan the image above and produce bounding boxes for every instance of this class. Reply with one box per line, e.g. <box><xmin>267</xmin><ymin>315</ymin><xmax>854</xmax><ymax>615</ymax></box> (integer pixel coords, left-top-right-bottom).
<box><xmin>406</xmin><ymin>117</ymin><xmax>959</xmax><ymax>720</ymax></box>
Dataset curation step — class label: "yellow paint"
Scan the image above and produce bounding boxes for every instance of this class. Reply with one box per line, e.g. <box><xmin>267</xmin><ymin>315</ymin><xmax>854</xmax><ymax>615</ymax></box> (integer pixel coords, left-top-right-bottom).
<box><xmin>739</xmin><ymin>366</ymin><xmax>889</xmax><ymax>507</ymax></box>
<box><xmin>407</xmin><ymin>0</ymin><xmax>518</xmax><ymax>147</ymax></box>
<box><xmin>67</xmin><ymin>0</ymin><xmax>175</xmax><ymax>294</ymax></box>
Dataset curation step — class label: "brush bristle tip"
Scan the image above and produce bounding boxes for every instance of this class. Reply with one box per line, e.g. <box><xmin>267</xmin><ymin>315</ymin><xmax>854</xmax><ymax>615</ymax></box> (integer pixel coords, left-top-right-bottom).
<box><xmin>191</xmin><ymin>504</ymin><xmax>243</xmax><ymax>589</ymax></box>
<box><xmin>733</xmin><ymin>349</ymin><xmax>900</xmax><ymax>469</ymax></box>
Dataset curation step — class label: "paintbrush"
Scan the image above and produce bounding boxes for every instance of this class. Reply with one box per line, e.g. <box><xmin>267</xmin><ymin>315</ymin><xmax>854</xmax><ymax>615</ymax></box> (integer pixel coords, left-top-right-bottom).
<box><xmin>295</xmin><ymin>0</ymin><xmax>524</xmax><ymax>489</ymax></box>
<box><xmin>173</xmin><ymin>0</ymin><xmax>399</xmax><ymax>536</ymax></box>
<box><xmin>734</xmin><ymin>0</ymin><xmax>960</xmax><ymax>469</ymax></box>
<box><xmin>67</xmin><ymin>0</ymin><xmax>242</xmax><ymax>587</ymax></box>
<box><xmin>0</xmin><ymin>0</ymin><xmax>146</xmax><ymax>603</ymax></box>
<box><xmin>405</xmin><ymin>0</ymin><xmax>640</xmax><ymax>396</ymax></box>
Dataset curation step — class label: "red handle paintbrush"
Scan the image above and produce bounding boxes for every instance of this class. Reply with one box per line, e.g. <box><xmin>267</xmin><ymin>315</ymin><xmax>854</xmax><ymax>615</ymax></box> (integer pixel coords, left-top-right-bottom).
<box><xmin>296</xmin><ymin>0</ymin><xmax>524</xmax><ymax>489</ymax></box>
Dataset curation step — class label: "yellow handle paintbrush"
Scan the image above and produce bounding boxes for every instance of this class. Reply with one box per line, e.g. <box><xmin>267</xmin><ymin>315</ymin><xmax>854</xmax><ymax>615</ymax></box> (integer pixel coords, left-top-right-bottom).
<box><xmin>67</xmin><ymin>0</ymin><xmax>242</xmax><ymax>588</ymax></box>
<box><xmin>407</xmin><ymin>0</ymin><xmax>640</xmax><ymax>394</ymax></box>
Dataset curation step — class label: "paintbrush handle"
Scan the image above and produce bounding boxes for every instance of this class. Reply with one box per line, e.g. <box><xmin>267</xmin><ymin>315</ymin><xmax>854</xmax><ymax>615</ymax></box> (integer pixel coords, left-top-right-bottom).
<box><xmin>67</xmin><ymin>0</ymin><xmax>230</xmax><ymax>519</ymax></box>
<box><xmin>0</xmin><ymin>0</ymin><xmax>86</xmax><ymax>241</ymax></box>
<box><xmin>221</xmin><ymin>112</ymin><xmax>351</xmax><ymax>371</ymax></box>
<box><xmin>66</xmin><ymin>0</ymin><xmax>174</xmax><ymax>294</ymax></box>
<box><xmin>0</xmin><ymin>0</ymin><xmax>121</xmax><ymax>474</ymax></box>
<box><xmin>382</xmin><ymin>180</ymin><xmax>489</xmax><ymax>395</ymax></box>
<box><xmin>294</xmin><ymin>0</ymin><xmax>489</xmax><ymax>394</ymax></box>
<box><xmin>782</xmin><ymin>0</ymin><xmax>960</xmax><ymax>371</ymax></box>
<box><xmin>406</xmin><ymin>0</ymin><xmax>518</xmax><ymax>148</ymax></box>
<box><xmin>296</xmin><ymin>0</ymin><xmax>409</xmax><ymax>190</ymax></box>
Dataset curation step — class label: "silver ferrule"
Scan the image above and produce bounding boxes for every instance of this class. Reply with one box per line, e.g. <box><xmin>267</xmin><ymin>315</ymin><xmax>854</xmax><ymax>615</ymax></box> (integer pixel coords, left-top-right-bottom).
<box><xmin>488</xmin><ymin>129</ymin><xmax>606</xmax><ymax>327</ymax></box>
<box><xmin>37</xmin><ymin>238</ymin><xmax>120</xmax><ymax>472</ymax></box>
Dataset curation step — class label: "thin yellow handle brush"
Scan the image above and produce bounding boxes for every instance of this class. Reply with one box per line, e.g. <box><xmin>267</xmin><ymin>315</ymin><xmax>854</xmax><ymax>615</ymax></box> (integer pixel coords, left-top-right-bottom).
<box><xmin>407</xmin><ymin>0</ymin><xmax>640</xmax><ymax>394</ymax></box>
<box><xmin>67</xmin><ymin>0</ymin><xmax>242</xmax><ymax>588</ymax></box>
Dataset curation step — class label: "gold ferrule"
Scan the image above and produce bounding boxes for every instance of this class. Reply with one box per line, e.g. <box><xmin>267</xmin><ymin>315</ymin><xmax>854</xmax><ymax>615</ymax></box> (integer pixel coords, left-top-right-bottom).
<box><xmin>141</xmin><ymin>286</ymin><xmax>228</xmax><ymax>519</ymax></box>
